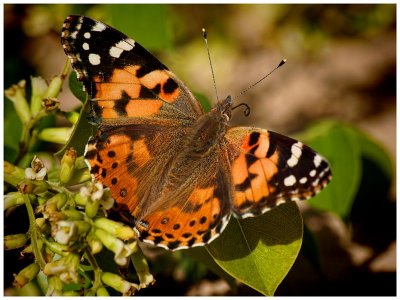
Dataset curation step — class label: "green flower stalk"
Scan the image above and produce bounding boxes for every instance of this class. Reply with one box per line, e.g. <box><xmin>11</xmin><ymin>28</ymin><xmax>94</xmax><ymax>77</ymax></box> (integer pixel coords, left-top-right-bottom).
<box><xmin>13</xmin><ymin>263</ymin><xmax>40</xmax><ymax>288</ymax></box>
<box><xmin>30</xmin><ymin>76</ymin><xmax>48</xmax><ymax>115</ymax></box>
<box><xmin>4</xmin><ymin>233</ymin><xmax>29</xmax><ymax>250</ymax></box>
<box><xmin>101</xmin><ymin>272</ymin><xmax>139</xmax><ymax>296</ymax></box>
<box><xmin>60</xmin><ymin>148</ymin><xmax>77</xmax><ymax>183</ymax></box>
<box><xmin>5</xmin><ymin>79</ymin><xmax>31</xmax><ymax>124</ymax></box>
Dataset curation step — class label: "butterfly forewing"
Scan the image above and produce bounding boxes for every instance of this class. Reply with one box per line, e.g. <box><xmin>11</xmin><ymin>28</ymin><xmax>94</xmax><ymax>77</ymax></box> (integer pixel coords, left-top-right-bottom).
<box><xmin>62</xmin><ymin>15</ymin><xmax>203</xmax><ymax>123</ymax></box>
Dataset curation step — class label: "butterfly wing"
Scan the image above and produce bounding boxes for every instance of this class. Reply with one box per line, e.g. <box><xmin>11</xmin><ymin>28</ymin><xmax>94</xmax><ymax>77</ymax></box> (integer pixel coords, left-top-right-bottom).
<box><xmin>226</xmin><ymin>127</ymin><xmax>331</xmax><ymax>218</ymax></box>
<box><xmin>61</xmin><ymin>15</ymin><xmax>203</xmax><ymax>124</ymax></box>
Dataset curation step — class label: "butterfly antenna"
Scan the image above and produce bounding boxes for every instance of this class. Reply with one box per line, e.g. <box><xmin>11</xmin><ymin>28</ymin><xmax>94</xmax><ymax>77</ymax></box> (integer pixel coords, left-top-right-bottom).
<box><xmin>202</xmin><ymin>28</ymin><xmax>219</xmax><ymax>102</ymax></box>
<box><xmin>235</xmin><ymin>59</ymin><xmax>287</xmax><ymax>99</ymax></box>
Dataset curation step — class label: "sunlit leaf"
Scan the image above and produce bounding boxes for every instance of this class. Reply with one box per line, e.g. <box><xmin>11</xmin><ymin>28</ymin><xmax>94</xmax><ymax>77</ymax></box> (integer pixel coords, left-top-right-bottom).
<box><xmin>207</xmin><ymin>202</ymin><xmax>303</xmax><ymax>296</ymax></box>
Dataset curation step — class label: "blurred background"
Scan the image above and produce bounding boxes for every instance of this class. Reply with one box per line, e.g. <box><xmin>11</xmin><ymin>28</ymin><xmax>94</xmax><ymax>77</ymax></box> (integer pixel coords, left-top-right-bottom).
<box><xmin>4</xmin><ymin>3</ymin><xmax>396</xmax><ymax>296</ymax></box>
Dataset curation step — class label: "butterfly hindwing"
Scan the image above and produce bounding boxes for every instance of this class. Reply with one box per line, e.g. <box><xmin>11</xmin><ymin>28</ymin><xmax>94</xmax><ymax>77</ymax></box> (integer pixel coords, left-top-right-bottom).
<box><xmin>226</xmin><ymin>127</ymin><xmax>331</xmax><ymax>218</ymax></box>
<box><xmin>62</xmin><ymin>15</ymin><xmax>203</xmax><ymax>123</ymax></box>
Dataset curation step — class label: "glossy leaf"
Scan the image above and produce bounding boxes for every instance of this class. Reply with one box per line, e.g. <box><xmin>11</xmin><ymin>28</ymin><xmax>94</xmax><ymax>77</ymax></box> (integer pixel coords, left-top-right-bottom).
<box><xmin>55</xmin><ymin>97</ymin><xmax>94</xmax><ymax>157</ymax></box>
<box><xmin>206</xmin><ymin>202</ymin><xmax>303</xmax><ymax>296</ymax></box>
<box><xmin>301</xmin><ymin>121</ymin><xmax>362</xmax><ymax>218</ymax></box>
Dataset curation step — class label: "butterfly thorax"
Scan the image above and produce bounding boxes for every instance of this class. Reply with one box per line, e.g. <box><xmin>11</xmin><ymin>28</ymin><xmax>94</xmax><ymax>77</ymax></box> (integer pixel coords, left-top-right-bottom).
<box><xmin>178</xmin><ymin>96</ymin><xmax>230</xmax><ymax>155</ymax></box>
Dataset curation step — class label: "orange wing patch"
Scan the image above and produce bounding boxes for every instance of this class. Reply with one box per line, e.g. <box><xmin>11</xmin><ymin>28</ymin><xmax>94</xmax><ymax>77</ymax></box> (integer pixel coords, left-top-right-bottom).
<box><xmin>85</xmin><ymin>133</ymin><xmax>141</xmax><ymax>213</ymax></box>
<box><xmin>136</xmin><ymin>185</ymin><xmax>229</xmax><ymax>250</ymax></box>
<box><xmin>226</xmin><ymin>128</ymin><xmax>282</xmax><ymax>218</ymax></box>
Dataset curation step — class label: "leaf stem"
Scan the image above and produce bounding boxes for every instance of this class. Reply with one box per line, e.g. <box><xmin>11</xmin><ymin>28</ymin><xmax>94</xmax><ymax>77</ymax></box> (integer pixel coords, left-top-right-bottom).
<box><xmin>85</xmin><ymin>247</ymin><xmax>102</xmax><ymax>292</ymax></box>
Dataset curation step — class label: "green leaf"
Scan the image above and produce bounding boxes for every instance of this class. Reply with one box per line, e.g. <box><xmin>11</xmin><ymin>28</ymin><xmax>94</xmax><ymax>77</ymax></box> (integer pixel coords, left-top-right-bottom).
<box><xmin>206</xmin><ymin>202</ymin><xmax>303</xmax><ymax>296</ymax></box>
<box><xmin>55</xmin><ymin>97</ymin><xmax>95</xmax><ymax>157</ymax></box>
<box><xmin>105</xmin><ymin>4</ymin><xmax>172</xmax><ymax>51</ymax></box>
<box><xmin>301</xmin><ymin>121</ymin><xmax>362</xmax><ymax>219</ymax></box>
<box><xmin>68</xmin><ymin>71</ymin><xmax>86</xmax><ymax>103</ymax></box>
<box><xmin>194</xmin><ymin>92</ymin><xmax>212</xmax><ymax>113</ymax></box>
<box><xmin>353</xmin><ymin>127</ymin><xmax>393</xmax><ymax>179</ymax></box>
<box><xmin>4</xmin><ymin>99</ymin><xmax>22</xmax><ymax>162</ymax></box>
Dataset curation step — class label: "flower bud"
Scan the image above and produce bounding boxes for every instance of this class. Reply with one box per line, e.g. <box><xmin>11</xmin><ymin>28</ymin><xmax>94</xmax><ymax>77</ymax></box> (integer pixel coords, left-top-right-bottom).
<box><xmin>4</xmin><ymin>192</ymin><xmax>26</xmax><ymax>210</ymax></box>
<box><xmin>44</xmin><ymin>75</ymin><xmax>63</xmax><ymax>99</ymax></box>
<box><xmin>53</xmin><ymin>220</ymin><xmax>90</xmax><ymax>245</ymax></box>
<box><xmin>85</xmin><ymin>198</ymin><xmax>100</xmax><ymax>218</ymax></box>
<box><xmin>87</xmin><ymin>232</ymin><xmax>103</xmax><ymax>255</ymax></box>
<box><xmin>43</xmin><ymin>254</ymin><xmax>80</xmax><ymax>283</ymax></box>
<box><xmin>93</xmin><ymin>228</ymin><xmax>134</xmax><ymax>266</ymax></box>
<box><xmin>60</xmin><ymin>148</ymin><xmax>77</xmax><ymax>183</ymax></box>
<box><xmin>17</xmin><ymin>179</ymin><xmax>49</xmax><ymax>195</ymax></box>
<box><xmin>65</xmin><ymin>111</ymin><xmax>79</xmax><ymax>125</ymax></box>
<box><xmin>30</xmin><ymin>76</ymin><xmax>48</xmax><ymax>115</ymax></box>
<box><xmin>101</xmin><ymin>272</ymin><xmax>138</xmax><ymax>296</ymax></box>
<box><xmin>38</xmin><ymin>127</ymin><xmax>73</xmax><ymax>144</ymax></box>
<box><xmin>44</xmin><ymin>239</ymin><xmax>71</xmax><ymax>256</ymax></box>
<box><xmin>13</xmin><ymin>263</ymin><xmax>40</xmax><ymax>288</ymax></box>
<box><xmin>93</xmin><ymin>217</ymin><xmax>137</xmax><ymax>241</ymax></box>
<box><xmin>5</xmin><ymin>79</ymin><xmax>31</xmax><ymax>124</ymax></box>
<box><xmin>46</xmin><ymin>276</ymin><xmax>63</xmax><ymax>296</ymax></box>
<box><xmin>4</xmin><ymin>161</ymin><xmax>25</xmax><ymax>187</ymax></box>
<box><xmin>4</xmin><ymin>233</ymin><xmax>29</xmax><ymax>250</ymax></box>
<box><xmin>96</xmin><ymin>287</ymin><xmax>110</xmax><ymax>296</ymax></box>
<box><xmin>131</xmin><ymin>248</ymin><xmax>155</xmax><ymax>289</ymax></box>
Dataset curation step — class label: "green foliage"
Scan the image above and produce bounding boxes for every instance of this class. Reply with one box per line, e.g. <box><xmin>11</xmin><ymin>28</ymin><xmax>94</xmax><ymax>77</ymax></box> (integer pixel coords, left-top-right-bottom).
<box><xmin>207</xmin><ymin>203</ymin><xmax>303</xmax><ymax>296</ymax></box>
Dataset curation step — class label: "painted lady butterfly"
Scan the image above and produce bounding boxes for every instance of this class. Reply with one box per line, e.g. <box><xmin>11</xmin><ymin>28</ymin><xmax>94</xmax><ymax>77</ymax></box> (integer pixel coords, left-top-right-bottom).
<box><xmin>61</xmin><ymin>16</ymin><xmax>332</xmax><ymax>251</ymax></box>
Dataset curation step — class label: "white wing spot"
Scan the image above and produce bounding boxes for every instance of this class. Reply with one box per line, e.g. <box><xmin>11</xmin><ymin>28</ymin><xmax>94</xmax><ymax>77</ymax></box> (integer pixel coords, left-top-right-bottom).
<box><xmin>310</xmin><ymin>169</ymin><xmax>317</xmax><ymax>177</ymax></box>
<box><xmin>82</xmin><ymin>42</ymin><xmax>89</xmax><ymax>50</ymax></box>
<box><xmin>299</xmin><ymin>177</ymin><xmax>307</xmax><ymax>184</ymax></box>
<box><xmin>84</xmin><ymin>32</ymin><xmax>91</xmax><ymax>39</ymax></box>
<box><xmin>314</xmin><ymin>154</ymin><xmax>322</xmax><ymax>168</ymax></box>
<box><xmin>109</xmin><ymin>46</ymin><xmax>123</xmax><ymax>58</ymax></box>
<box><xmin>284</xmin><ymin>175</ymin><xmax>297</xmax><ymax>187</ymax></box>
<box><xmin>88</xmin><ymin>53</ymin><xmax>101</xmax><ymax>65</ymax></box>
<box><xmin>287</xmin><ymin>142</ymin><xmax>303</xmax><ymax>167</ymax></box>
<box><xmin>116</xmin><ymin>39</ymin><xmax>135</xmax><ymax>50</ymax></box>
<box><xmin>92</xmin><ymin>22</ymin><xmax>106</xmax><ymax>32</ymax></box>
<box><xmin>70</xmin><ymin>31</ymin><xmax>78</xmax><ymax>39</ymax></box>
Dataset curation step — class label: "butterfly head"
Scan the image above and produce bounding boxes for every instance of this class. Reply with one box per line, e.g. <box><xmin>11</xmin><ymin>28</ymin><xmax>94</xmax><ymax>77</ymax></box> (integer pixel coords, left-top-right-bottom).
<box><xmin>215</xmin><ymin>95</ymin><xmax>233</xmax><ymax>123</ymax></box>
